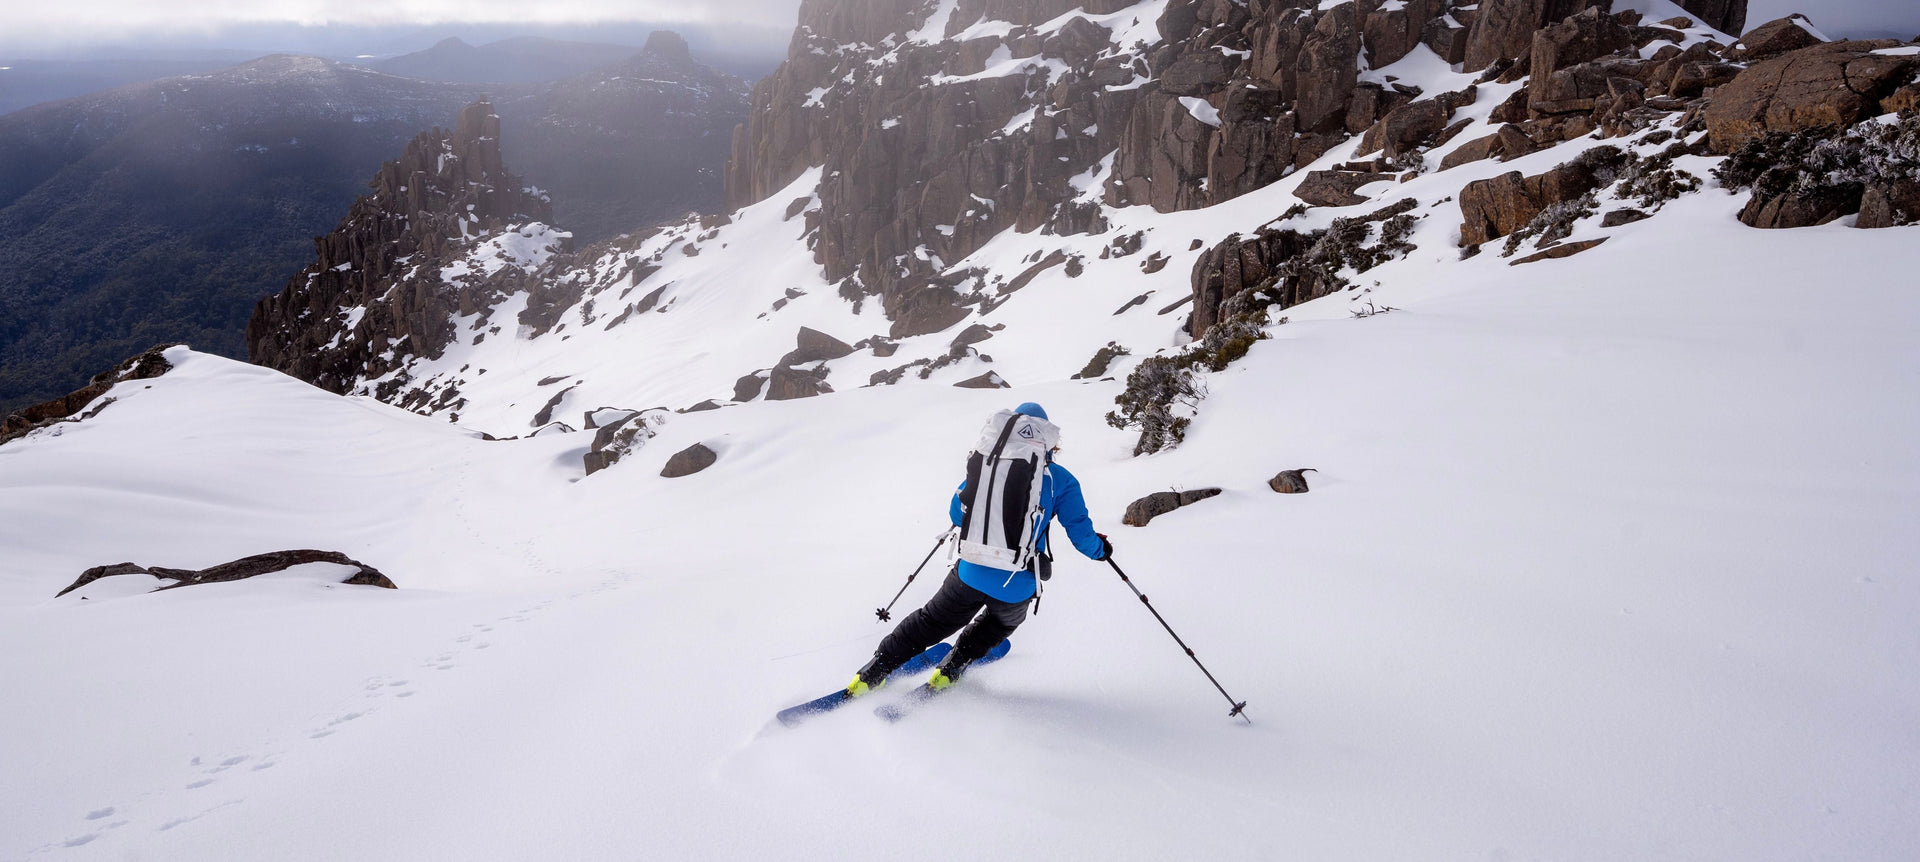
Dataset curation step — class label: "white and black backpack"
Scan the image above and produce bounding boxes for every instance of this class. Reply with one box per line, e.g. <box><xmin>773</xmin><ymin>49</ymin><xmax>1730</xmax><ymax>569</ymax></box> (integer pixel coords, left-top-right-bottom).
<box><xmin>956</xmin><ymin>409</ymin><xmax>1060</xmax><ymax>572</ymax></box>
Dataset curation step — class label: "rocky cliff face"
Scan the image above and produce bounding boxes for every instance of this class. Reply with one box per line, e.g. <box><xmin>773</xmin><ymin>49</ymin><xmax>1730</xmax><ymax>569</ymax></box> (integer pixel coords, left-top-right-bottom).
<box><xmin>230</xmin><ymin>0</ymin><xmax>1920</xmax><ymax>442</ymax></box>
<box><xmin>247</xmin><ymin>99</ymin><xmax>556</xmax><ymax>403</ymax></box>
<box><xmin>720</xmin><ymin>0</ymin><xmax>1781</xmax><ymax>341</ymax></box>
<box><xmin>726</xmin><ymin>0</ymin><xmax>1160</xmax><ymax>338</ymax></box>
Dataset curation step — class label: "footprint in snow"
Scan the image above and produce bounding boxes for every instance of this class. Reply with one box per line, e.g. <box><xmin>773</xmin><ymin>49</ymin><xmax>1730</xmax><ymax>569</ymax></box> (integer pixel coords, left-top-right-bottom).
<box><xmin>63</xmin><ymin>833</ymin><xmax>100</xmax><ymax>847</ymax></box>
<box><xmin>185</xmin><ymin>779</ymin><xmax>214</xmax><ymax>789</ymax></box>
<box><xmin>251</xmin><ymin>761</ymin><xmax>276</xmax><ymax>771</ymax></box>
<box><xmin>85</xmin><ymin>807</ymin><xmax>115</xmax><ymax>821</ymax></box>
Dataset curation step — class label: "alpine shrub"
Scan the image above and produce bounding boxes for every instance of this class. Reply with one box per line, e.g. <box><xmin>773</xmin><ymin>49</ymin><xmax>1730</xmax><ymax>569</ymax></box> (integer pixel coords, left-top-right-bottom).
<box><xmin>1107</xmin><ymin>356</ymin><xmax>1205</xmax><ymax>456</ymax></box>
<box><xmin>1616</xmin><ymin>154</ymin><xmax>1702</xmax><ymax>208</ymax></box>
<box><xmin>1714</xmin><ymin>112</ymin><xmax>1920</xmax><ymax>199</ymax></box>
<box><xmin>1107</xmin><ymin>309</ymin><xmax>1273</xmax><ymax>455</ymax></box>
<box><xmin>1503</xmin><ymin>193</ymin><xmax>1598</xmax><ymax>256</ymax></box>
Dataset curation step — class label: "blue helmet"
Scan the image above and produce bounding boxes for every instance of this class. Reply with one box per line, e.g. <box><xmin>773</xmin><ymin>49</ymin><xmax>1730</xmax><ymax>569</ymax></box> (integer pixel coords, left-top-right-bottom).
<box><xmin>1013</xmin><ymin>402</ymin><xmax>1048</xmax><ymax>421</ymax></box>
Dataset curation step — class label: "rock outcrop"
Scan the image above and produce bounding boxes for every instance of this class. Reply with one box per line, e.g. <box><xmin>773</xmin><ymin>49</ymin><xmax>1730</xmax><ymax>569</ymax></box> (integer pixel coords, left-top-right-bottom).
<box><xmin>1268</xmin><ymin>468</ymin><xmax>1317</xmax><ymax>493</ymax></box>
<box><xmin>1706</xmin><ymin>40</ymin><xmax>1920</xmax><ymax>154</ymax></box>
<box><xmin>1676</xmin><ymin>0</ymin><xmax>1747</xmax><ymax>37</ymax></box>
<box><xmin>1121</xmin><ymin>487</ymin><xmax>1222</xmax><ymax>527</ymax></box>
<box><xmin>1463</xmin><ymin>0</ymin><xmax>1615</xmax><ymax>73</ymax></box>
<box><xmin>719</xmin><ymin>0</ymin><xmax>1518</xmax><ymax>340</ymax></box>
<box><xmin>248</xmin><ymin>98</ymin><xmax>556</xmax><ymax>402</ymax></box>
<box><xmin>660</xmin><ymin>442</ymin><xmax>718</xmax><ymax>477</ymax></box>
<box><xmin>584</xmin><ymin>409</ymin><xmax>668</xmax><ymax>476</ymax></box>
<box><xmin>1459</xmin><ymin>155</ymin><xmax>1613</xmax><ymax>246</ymax></box>
<box><xmin>0</xmin><ymin>344</ymin><xmax>177</xmax><ymax>446</ymax></box>
<box><xmin>57</xmin><ymin>550</ymin><xmax>397</xmax><ymax>598</ymax></box>
<box><xmin>1726</xmin><ymin>15</ymin><xmax>1824</xmax><ymax>63</ymax></box>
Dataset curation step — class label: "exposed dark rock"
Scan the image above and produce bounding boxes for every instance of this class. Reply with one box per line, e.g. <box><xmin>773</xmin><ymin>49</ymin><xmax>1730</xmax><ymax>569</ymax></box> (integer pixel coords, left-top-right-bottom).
<box><xmin>1268</xmin><ymin>468</ymin><xmax>1317</xmax><ymax>493</ymax></box>
<box><xmin>1</xmin><ymin>343</ymin><xmax>177</xmax><ymax>446</ymax></box>
<box><xmin>1883</xmin><ymin>82</ymin><xmax>1920</xmax><ymax>116</ymax></box>
<box><xmin>1122</xmin><ymin>491</ymin><xmax>1184</xmax><ymax>526</ymax></box>
<box><xmin>1458</xmin><ymin>154</ymin><xmax>1615</xmax><ymax>245</ymax></box>
<box><xmin>765</xmin><ymin>364</ymin><xmax>831</xmax><ymax>401</ymax></box>
<box><xmin>1464</xmin><ymin>0</ymin><xmax>1615</xmax><ymax>73</ymax></box>
<box><xmin>532</xmin><ymin>385</ymin><xmax>576</xmax><ymax>427</ymax></box>
<box><xmin>1675</xmin><ymin>0</ymin><xmax>1746</xmax><ymax>36</ymax></box>
<box><xmin>1528</xmin><ymin>9</ymin><xmax>1636</xmax><ymax>115</ymax></box>
<box><xmin>1296</xmin><ymin>170</ymin><xmax>1385</xmax><ymax>207</ymax></box>
<box><xmin>953</xmin><ymin>371</ymin><xmax>1010</xmax><ymax>389</ymax></box>
<box><xmin>1190</xmin><ymin>199</ymin><xmax>1419</xmax><ymax>337</ymax></box>
<box><xmin>779</xmin><ymin>327</ymin><xmax>855</xmax><ymax>366</ymax></box>
<box><xmin>1178</xmin><ymin>487</ymin><xmax>1223</xmax><ymax>506</ymax></box>
<box><xmin>1706</xmin><ymin>40</ymin><xmax>1920</xmax><ymax>153</ymax></box>
<box><xmin>1737</xmin><ymin>184</ymin><xmax>1862</xmax><ymax>228</ymax></box>
<box><xmin>1296</xmin><ymin>3</ymin><xmax>1364</xmax><ymax>134</ymax></box>
<box><xmin>1365</xmin><ymin>0</ymin><xmax>1449</xmax><ymax>68</ymax></box>
<box><xmin>888</xmin><ymin>285</ymin><xmax>971</xmax><ymax>339</ymax></box>
<box><xmin>1727</xmin><ymin>15</ymin><xmax>1825</xmax><ymax>63</ymax></box>
<box><xmin>1858</xmin><ymin>180</ymin><xmax>1920</xmax><ymax>229</ymax></box>
<box><xmin>58</xmin><ymin>550</ymin><xmax>396</xmax><ymax>597</ymax></box>
<box><xmin>658</xmin><ymin>442</ymin><xmax>717</xmax><ymax>478</ymax></box>
<box><xmin>1600</xmin><ymin>208</ymin><xmax>1650</xmax><ymax>226</ymax></box>
<box><xmin>732</xmin><ymin>372</ymin><xmax>767</xmax><ymax>403</ymax></box>
<box><xmin>1424</xmin><ymin>11</ymin><xmax>1471</xmax><ymax>64</ymax></box>
<box><xmin>1440</xmin><ymin>133</ymin><xmax>1502</xmax><ymax>170</ymax></box>
<box><xmin>1162</xmin><ymin>50</ymin><xmax>1235</xmax><ymax>96</ymax></box>
<box><xmin>1121</xmin><ymin>486</ymin><xmax>1222</xmax><ymax>525</ymax></box>
<box><xmin>584</xmin><ymin>409</ymin><xmax>667</xmax><ymax>475</ymax></box>
<box><xmin>950</xmin><ymin>324</ymin><xmax>997</xmax><ymax>348</ymax></box>
<box><xmin>1207</xmin><ymin>89</ymin><xmax>1297</xmax><ymax>204</ymax></box>
<box><xmin>1360</xmin><ymin>87</ymin><xmax>1479</xmax><ymax>158</ymax></box>
<box><xmin>1510</xmin><ymin>236</ymin><xmax>1609</xmax><ymax>264</ymax></box>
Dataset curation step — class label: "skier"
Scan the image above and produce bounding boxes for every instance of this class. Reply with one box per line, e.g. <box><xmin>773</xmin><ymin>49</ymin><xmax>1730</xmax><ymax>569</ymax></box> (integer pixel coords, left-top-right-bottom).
<box><xmin>846</xmin><ymin>402</ymin><xmax>1111</xmax><ymax>697</ymax></box>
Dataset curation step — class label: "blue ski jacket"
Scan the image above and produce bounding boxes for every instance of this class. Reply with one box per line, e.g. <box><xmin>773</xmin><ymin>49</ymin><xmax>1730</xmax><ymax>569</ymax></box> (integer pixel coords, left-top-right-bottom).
<box><xmin>950</xmin><ymin>462</ymin><xmax>1105</xmax><ymax>603</ymax></box>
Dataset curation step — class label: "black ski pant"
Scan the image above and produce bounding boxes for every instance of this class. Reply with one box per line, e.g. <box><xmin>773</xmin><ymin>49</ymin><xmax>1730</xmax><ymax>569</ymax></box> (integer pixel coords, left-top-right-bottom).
<box><xmin>870</xmin><ymin>567</ymin><xmax>1025</xmax><ymax>674</ymax></box>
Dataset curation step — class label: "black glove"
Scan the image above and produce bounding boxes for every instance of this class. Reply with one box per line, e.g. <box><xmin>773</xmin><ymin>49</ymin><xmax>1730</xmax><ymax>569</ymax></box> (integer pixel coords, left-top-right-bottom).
<box><xmin>1096</xmin><ymin>533</ymin><xmax>1112</xmax><ymax>561</ymax></box>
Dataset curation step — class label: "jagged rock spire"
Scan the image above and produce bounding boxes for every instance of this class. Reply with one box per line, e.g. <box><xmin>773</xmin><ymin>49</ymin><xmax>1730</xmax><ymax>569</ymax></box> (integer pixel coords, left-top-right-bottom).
<box><xmin>248</xmin><ymin>97</ymin><xmax>552</xmax><ymax>394</ymax></box>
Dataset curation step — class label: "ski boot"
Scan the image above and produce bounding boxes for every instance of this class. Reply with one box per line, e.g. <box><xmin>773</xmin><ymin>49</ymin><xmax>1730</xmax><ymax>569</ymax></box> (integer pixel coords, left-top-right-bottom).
<box><xmin>927</xmin><ymin>654</ymin><xmax>975</xmax><ymax>691</ymax></box>
<box><xmin>845</xmin><ymin>655</ymin><xmax>899</xmax><ymax>698</ymax></box>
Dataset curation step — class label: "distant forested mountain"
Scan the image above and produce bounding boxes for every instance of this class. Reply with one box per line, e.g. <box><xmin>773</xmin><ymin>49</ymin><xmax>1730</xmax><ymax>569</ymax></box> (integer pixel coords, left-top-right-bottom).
<box><xmin>0</xmin><ymin>35</ymin><xmax>748</xmax><ymax>413</ymax></box>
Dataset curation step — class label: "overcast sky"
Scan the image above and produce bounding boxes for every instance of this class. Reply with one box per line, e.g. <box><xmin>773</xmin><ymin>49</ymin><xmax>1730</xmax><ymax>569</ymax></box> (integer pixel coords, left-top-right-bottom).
<box><xmin>2</xmin><ymin>0</ymin><xmax>1914</xmax><ymax>57</ymax></box>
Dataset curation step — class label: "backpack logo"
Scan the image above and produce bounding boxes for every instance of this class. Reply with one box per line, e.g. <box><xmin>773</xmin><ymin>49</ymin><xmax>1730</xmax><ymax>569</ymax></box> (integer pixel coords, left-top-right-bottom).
<box><xmin>1017</xmin><ymin>424</ymin><xmax>1036</xmax><ymax>440</ymax></box>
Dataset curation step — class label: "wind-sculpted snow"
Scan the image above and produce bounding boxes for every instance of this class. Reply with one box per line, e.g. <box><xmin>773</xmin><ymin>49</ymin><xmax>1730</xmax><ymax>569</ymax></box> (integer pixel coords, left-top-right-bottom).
<box><xmin>5</xmin><ymin>182</ymin><xmax>1920</xmax><ymax>858</ymax></box>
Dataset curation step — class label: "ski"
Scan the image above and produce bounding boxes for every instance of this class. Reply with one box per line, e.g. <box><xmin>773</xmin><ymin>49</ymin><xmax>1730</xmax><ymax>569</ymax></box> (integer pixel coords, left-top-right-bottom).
<box><xmin>775</xmin><ymin>639</ymin><xmax>1009</xmax><ymax>727</ymax></box>
<box><xmin>873</xmin><ymin>639</ymin><xmax>1013</xmax><ymax>723</ymax></box>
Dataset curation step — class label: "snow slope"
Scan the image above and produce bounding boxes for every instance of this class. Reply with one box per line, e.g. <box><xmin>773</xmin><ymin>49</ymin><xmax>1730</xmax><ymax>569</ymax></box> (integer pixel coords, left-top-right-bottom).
<box><xmin>3</xmin><ymin>170</ymin><xmax>1918</xmax><ymax>859</ymax></box>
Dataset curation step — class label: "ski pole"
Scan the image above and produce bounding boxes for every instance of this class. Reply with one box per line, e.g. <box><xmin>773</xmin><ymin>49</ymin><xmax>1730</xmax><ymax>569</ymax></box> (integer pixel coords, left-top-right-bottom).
<box><xmin>1106</xmin><ymin>557</ymin><xmax>1250</xmax><ymax>723</ymax></box>
<box><xmin>876</xmin><ymin>528</ymin><xmax>954</xmax><ymax>622</ymax></box>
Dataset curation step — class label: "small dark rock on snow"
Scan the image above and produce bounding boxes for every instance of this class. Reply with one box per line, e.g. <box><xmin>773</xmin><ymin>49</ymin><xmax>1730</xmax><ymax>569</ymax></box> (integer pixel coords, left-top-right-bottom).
<box><xmin>661</xmin><ymin>442</ymin><xmax>718</xmax><ymax>477</ymax></box>
<box><xmin>1269</xmin><ymin>469</ymin><xmax>1318</xmax><ymax>494</ymax></box>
